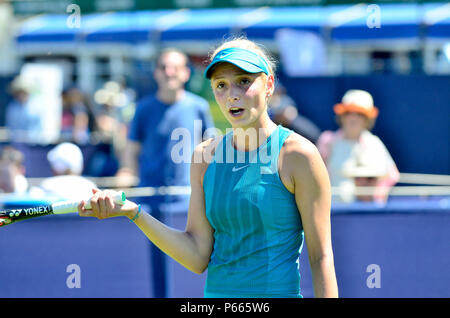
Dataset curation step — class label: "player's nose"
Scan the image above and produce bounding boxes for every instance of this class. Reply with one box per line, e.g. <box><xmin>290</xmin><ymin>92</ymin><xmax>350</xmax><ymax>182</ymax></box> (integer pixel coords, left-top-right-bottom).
<box><xmin>227</xmin><ymin>86</ymin><xmax>240</xmax><ymax>102</ymax></box>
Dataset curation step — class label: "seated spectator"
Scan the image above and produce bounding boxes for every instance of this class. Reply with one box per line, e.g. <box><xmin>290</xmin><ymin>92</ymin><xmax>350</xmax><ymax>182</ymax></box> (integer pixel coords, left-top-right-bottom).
<box><xmin>60</xmin><ymin>87</ymin><xmax>92</xmax><ymax>145</ymax></box>
<box><xmin>39</xmin><ymin>142</ymin><xmax>97</xmax><ymax>201</ymax></box>
<box><xmin>343</xmin><ymin>159</ymin><xmax>390</xmax><ymax>202</ymax></box>
<box><xmin>93</xmin><ymin>81</ymin><xmax>131</xmax><ymax>155</ymax></box>
<box><xmin>0</xmin><ymin>145</ymin><xmax>28</xmax><ymax>194</ymax></box>
<box><xmin>5</xmin><ymin>76</ymin><xmax>44</xmax><ymax>143</ymax></box>
<box><xmin>268</xmin><ymin>84</ymin><xmax>321</xmax><ymax>143</ymax></box>
<box><xmin>316</xmin><ymin>89</ymin><xmax>400</xmax><ymax>203</ymax></box>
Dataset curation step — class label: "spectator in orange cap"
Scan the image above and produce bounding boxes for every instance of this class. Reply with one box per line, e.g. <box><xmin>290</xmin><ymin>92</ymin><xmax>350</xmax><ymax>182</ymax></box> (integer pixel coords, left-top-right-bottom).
<box><xmin>316</xmin><ymin>89</ymin><xmax>400</xmax><ymax>203</ymax></box>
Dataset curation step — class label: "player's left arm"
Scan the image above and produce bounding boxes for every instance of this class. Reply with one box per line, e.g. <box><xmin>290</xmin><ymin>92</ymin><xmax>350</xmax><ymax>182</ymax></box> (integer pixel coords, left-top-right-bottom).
<box><xmin>283</xmin><ymin>135</ymin><xmax>338</xmax><ymax>298</ymax></box>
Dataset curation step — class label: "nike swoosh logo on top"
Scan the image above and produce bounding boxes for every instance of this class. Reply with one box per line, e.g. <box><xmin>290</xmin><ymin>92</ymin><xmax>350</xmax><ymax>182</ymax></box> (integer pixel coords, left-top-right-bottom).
<box><xmin>219</xmin><ymin>52</ymin><xmax>233</xmax><ymax>59</ymax></box>
<box><xmin>232</xmin><ymin>165</ymin><xmax>249</xmax><ymax>172</ymax></box>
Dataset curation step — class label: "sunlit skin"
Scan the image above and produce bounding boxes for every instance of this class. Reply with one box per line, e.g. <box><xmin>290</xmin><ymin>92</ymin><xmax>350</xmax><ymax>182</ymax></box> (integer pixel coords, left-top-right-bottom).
<box><xmin>78</xmin><ymin>57</ymin><xmax>339</xmax><ymax>298</ymax></box>
<box><xmin>210</xmin><ymin>63</ymin><xmax>276</xmax><ymax>152</ymax></box>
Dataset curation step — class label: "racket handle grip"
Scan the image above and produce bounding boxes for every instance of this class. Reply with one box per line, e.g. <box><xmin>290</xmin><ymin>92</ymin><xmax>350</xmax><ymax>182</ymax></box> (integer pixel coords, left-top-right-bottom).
<box><xmin>52</xmin><ymin>191</ymin><xmax>127</xmax><ymax>214</ymax></box>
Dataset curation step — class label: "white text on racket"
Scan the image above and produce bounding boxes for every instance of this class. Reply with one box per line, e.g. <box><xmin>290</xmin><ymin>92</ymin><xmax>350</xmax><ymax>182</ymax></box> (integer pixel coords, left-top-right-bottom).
<box><xmin>8</xmin><ymin>206</ymin><xmax>51</xmax><ymax>217</ymax></box>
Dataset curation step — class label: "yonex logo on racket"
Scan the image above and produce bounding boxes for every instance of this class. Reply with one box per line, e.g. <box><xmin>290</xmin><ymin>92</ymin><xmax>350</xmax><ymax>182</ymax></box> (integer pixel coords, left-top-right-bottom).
<box><xmin>8</xmin><ymin>206</ymin><xmax>51</xmax><ymax>218</ymax></box>
<box><xmin>9</xmin><ymin>210</ymin><xmax>21</xmax><ymax>218</ymax></box>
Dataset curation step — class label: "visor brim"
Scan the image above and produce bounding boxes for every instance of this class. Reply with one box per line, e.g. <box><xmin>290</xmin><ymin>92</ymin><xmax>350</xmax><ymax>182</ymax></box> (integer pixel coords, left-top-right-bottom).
<box><xmin>205</xmin><ymin>59</ymin><xmax>266</xmax><ymax>79</ymax></box>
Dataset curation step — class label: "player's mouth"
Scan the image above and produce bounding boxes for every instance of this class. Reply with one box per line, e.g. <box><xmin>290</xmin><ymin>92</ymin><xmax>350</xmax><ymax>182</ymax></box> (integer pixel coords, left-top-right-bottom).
<box><xmin>229</xmin><ymin>107</ymin><xmax>245</xmax><ymax>118</ymax></box>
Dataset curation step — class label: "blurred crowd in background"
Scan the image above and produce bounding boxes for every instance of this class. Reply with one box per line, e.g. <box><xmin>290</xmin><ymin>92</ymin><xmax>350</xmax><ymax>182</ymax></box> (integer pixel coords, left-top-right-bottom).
<box><xmin>0</xmin><ymin>0</ymin><xmax>449</xmax><ymax>204</ymax></box>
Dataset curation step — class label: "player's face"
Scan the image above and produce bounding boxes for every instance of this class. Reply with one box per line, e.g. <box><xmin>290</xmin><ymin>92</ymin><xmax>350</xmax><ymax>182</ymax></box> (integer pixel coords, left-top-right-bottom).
<box><xmin>210</xmin><ymin>63</ymin><xmax>274</xmax><ymax>129</ymax></box>
<box><xmin>154</xmin><ymin>51</ymin><xmax>190</xmax><ymax>92</ymax></box>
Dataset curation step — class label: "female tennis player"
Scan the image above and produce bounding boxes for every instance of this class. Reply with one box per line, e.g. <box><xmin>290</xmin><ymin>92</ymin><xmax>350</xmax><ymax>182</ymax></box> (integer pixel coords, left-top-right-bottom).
<box><xmin>78</xmin><ymin>38</ymin><xmax>338</xmax><ymax>298</ymax></box>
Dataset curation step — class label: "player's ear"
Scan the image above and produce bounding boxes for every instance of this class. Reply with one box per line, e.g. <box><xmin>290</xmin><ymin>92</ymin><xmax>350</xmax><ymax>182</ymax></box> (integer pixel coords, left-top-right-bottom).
<box><xmin>265</xmin><ymin>74</ymin><xmax>275</xmax><ymax>99</ymax></box>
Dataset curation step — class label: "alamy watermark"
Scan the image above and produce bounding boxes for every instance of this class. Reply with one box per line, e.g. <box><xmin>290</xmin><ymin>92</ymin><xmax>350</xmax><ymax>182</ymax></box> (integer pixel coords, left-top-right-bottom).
<box><xmin>63</xmin><ymin>3</ymin><xmax>381</xmax><ymax>35</ymax></box>
<box><xmin>366</xmin><ymin>264</ymin><xmax>381</xmax><ymax>289</ymax></box>
<box><xmin>66</xmin><ymin>264</ymin><xmax>81</xmax><ymax>289</ymax></box>
<box><xmin>366</xmin><ymin>4</ymin><xmax>381</xmax><ymax>29</ymax></box>
<box><xmin>170</xmin><ymin>120</ymin><xmax>280</xmax><ymax>174</ymax></box>
<box><xmin>66</xmin><ymin>4</ymin><xmax>81</xmax><ymax>29</ymax></box>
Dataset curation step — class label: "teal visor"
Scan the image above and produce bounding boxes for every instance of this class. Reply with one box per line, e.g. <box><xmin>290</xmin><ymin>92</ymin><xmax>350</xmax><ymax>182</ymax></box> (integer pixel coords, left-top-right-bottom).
<box><xmin>204</xmin><ymin>47</ymin><xmax>270</xmax><ymax>79</ymax></box>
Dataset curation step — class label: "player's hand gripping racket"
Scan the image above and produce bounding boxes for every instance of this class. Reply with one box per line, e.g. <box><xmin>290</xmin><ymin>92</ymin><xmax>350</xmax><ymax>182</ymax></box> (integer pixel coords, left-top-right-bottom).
<box><xmin>0</xmin><ymin>191</ymin><xmax>126</xmax><ymax>227</ymax></box>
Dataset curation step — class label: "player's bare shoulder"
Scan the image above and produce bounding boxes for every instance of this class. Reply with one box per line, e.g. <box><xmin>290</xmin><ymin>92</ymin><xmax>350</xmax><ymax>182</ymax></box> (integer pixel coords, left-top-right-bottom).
<box><xmin>279</xmin><ymin>132</ymin><xmax>324</xmax><ymax>190</ymax></box>
<box><xmin>282</xmin><ymin>132</ymin><xmax>321</xmax><ymax>164</ymax></box>
<box><xmin>193</xmin><ymin>136</ymin><xmax>224</xmax><ymax>164</ymax></box>
<box><xmin>191</xmin><ymin>135</ymin><xmax>225</xmax><ymax>185</ymax></box>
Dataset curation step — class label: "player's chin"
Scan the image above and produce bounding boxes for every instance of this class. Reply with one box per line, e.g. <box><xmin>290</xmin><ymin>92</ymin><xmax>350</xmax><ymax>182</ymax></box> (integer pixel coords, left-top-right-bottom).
<box><xmin>227</xmin><ymin>110</ymin><xmax>249</xmax><ymax>123</ymax></box>
<box><xmin>229</xmin><ymin>115</ymin><xmax>257</xmax><ymax>129</ymax></box>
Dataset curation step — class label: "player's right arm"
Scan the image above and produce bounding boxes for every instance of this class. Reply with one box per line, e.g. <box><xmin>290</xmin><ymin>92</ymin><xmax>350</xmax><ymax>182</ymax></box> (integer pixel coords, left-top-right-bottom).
<box><xmin>133</xmin><ymin>140</ymin><xmax>214</xmax><ymax>274</ymax></box>
<box><xmin>80</xmin><ymin>140</ymin><xmax>215</xmax><ymax>275</ymax></box>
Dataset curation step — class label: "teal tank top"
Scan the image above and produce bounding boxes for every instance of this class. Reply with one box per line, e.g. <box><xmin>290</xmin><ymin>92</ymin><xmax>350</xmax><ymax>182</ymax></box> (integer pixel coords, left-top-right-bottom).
<box><xmin>203</xmin><ymin>125</ymin><xmax>304</xmax><ymax>298</ymax></box>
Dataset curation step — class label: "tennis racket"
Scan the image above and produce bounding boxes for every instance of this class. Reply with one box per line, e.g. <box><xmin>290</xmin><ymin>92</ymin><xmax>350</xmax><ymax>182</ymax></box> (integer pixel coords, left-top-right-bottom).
<box><xmin>0</xmin><ymin>191</ymin><xmax>126</xmax><ymax>227</ymax></box>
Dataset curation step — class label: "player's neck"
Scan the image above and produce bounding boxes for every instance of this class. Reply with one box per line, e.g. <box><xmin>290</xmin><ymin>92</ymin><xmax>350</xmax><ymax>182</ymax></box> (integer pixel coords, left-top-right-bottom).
<box><xmin>232</xmin><ymin>115</ymin><xmax>277</xmax><ymax>152</ymax></box>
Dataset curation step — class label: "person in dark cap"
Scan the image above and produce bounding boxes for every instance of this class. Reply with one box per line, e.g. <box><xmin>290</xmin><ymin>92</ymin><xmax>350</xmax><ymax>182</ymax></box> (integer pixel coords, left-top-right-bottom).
<box><xmin>268</xmin><ymin>83</ymin><xmax>321</xmax><ymax>143</ymax></box>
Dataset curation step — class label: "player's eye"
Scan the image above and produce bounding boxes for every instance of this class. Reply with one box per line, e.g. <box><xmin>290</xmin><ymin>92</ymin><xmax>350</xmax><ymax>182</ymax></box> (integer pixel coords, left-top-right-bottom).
<box><xmin>240</xmin><ymin>78</ymin><xmax>250</xmax><ymax>85</ymax></box>
<box><xmin>215</xmin><ymin>82</ymin><xmax>226</xmax><ymax>89</ymax></box>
